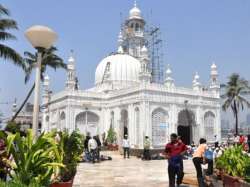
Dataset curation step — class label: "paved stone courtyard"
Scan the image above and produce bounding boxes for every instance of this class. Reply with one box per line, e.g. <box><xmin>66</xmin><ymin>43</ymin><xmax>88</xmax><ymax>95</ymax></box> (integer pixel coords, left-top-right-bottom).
<box><xmin>73</xmin><ymin>151</ymin><xmax>198</xmax><ymax>187</ymax></box>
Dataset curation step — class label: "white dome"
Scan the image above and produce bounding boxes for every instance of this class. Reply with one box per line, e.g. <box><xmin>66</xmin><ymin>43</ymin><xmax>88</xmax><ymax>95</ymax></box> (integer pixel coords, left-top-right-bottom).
<box><xmin>95</xmin><ymin>54</ymin><xmax>141</xmax><ymax>85</ymax></box>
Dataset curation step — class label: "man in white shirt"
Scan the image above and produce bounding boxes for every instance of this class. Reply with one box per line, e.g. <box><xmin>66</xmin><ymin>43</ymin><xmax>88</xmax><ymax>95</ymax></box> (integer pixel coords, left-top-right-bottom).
<box><xmin>88</xmin><ymin>136</ymin><xmax>97</xmax><ymax>163</ymax></box>
<box><xmin>123</xmin><ymin>134</ymin><xmax>130</xmax><ymax>159</ymax></box>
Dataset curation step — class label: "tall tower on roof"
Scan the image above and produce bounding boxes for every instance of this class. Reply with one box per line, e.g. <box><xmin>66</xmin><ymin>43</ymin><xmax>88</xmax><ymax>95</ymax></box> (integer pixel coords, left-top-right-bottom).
<box><xmin>120</xmin><ymin>1</ymin><xmax>146</xmax><ymax>59</ymax></box>
<box><xmin>65</xmin><ymin>50</ymin><xmax>77</xmax><ymax>91</ymax></box>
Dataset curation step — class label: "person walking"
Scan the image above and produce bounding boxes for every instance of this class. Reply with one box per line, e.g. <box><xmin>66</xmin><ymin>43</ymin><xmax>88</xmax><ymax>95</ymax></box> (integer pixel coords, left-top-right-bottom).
<box><xmin>193</xmin><ymin>138</ymin><xmax>211</xmax><ymax>187</ymax></box>
<box><xmin>88</xmin><ymin>136</ymin><xmax>98</xmax><ymax>163</ymax></box>
<box><xmin>123</xmin><ymin>134</ymin><xmax>130</xmax><ymax>159</ymax></box>
<box><xmin>84</xmin><ymin>133</ymin><xmax>91</xmax><ymax>161</ymax></box>
<box><xmin>165</xmin><ymin>133</ymin><xmax>187</xmax><ymax>187</ymax></box>
<box><xmin>143</xmin><ymin>136</ymin><xmax>151</xmax><ymax>160</ymax></box>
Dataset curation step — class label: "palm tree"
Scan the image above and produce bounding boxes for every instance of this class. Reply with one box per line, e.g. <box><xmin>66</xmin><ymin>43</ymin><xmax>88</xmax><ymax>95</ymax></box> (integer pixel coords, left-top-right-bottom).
<box><xmin>0</xmin><ymin>4</ymin><xmax>23</xmax><ymax>66</ymax></box>
<box><xmin>221</xmin><ymin>73</ymin><xmax>250</xmax><ymax>135</ymax></box>
<box><xmin>11</xmin><ymin>46</ymin><xmax>66</xmax><ymax>121</ymax></box>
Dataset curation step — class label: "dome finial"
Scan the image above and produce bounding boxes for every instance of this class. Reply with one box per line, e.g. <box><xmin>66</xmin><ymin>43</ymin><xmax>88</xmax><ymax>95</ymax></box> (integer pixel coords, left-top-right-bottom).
<box><xmin>118</xmin><ymin>45</ymin><xmax>124</xmax><ymax>54</ymax></box>
<box><xmin>134</xmin><ymin>0</ymin><xmax>137</xmax><ymax>7</ymax></box>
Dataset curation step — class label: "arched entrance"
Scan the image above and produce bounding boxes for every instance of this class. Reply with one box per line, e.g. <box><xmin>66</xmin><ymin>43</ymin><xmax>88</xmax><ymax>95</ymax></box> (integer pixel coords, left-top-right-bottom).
<box><xmin>120</xmin><ymin>110</ymin><xmax>128</xmax><ymax>138</ymax></box>
<box><xmin>177</xmin><ymin>109</ymin><xmax>195</xmax><ymax>145</ymax></box>
<box><xmin>75</xmin><ymin>111</ymin><xmax>99</xmax><ymax>137</ymax></box>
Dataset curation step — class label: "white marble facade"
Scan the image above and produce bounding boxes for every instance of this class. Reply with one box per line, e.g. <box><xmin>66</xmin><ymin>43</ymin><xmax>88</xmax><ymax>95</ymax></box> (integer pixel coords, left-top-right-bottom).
<box><xmin>41</xmin><ymin>3</ymin><xmax>221</xmax><ymax>149</ymax></box>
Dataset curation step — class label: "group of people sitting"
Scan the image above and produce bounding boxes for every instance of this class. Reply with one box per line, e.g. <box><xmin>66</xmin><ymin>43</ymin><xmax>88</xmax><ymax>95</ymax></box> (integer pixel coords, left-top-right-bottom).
<box><xmin>83</xmin><ymin>133</ymin><xmax>102</xmax><ymax>163</ymax></box>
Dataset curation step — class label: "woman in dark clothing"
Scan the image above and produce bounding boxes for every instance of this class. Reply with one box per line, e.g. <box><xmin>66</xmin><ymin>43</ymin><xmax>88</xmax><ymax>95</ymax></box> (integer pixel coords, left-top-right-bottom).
<box><xmin>192</xmin><ymin>138</ymin><xmax>207</xmax><ymax>187</ymax></box>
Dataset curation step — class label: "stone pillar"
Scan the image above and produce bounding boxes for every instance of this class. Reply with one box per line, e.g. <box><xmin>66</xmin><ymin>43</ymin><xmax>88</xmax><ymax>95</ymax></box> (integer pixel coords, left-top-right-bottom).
<box><xmin>216</xmin><ymin>106</ymin><xmax>221</xmax><ymax>141</ymax></box>
<box><xmin>128</xmin><ymin>104</ymin><xmax>135</xmax><ymax>148</ymax></box>
<box><xmin>171</xmin><ymin>105</ymin><xmax>178</xmax><ymax>134</ymax></box>
<box><xmin>195</xmin><ymin>106</ymin><xmax>202</xmax><ymax>143</ymax></box>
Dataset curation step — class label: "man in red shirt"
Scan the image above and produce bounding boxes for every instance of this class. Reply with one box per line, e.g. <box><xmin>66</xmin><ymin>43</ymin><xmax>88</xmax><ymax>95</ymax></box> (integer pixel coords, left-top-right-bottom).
<box><xmin>165</xmin><ymin>133</ymin><xmax>187</xmax><ymax>187</ymax></box>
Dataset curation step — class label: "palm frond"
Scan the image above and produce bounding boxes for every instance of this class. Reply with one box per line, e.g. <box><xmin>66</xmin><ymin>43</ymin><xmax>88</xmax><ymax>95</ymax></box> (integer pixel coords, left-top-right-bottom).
<box><xmin>24</xmin><ymin>51</ymin><xmax>36</xmax><ymax>60</ymax></box>
<box><xmin>222</xmin><ymin>99</ymin><xmax>232</xmax><ymax>111</ymax></box>
<box><xmin>238</xmin><ymin>95</ymin><xmax>250</xmax><ymax>108</ymax></box>
<box><xmin>0</xmin><ymin>4</ymin><xmax>10</xmax><ymax>16</ymax></box>
<box><xmin>0</xmin><ymin>18</ymin><xmax>17</xmax><ymax>30</ymax></box>
<box><xmin>0</xmin><ymin>31</ymin><xmax>16</xmax><ymax>40</ymax></box>
<box><xmin>0</xmin><ymin>44</ymin><xmax>24</xmax><ymax>68</ymax></box>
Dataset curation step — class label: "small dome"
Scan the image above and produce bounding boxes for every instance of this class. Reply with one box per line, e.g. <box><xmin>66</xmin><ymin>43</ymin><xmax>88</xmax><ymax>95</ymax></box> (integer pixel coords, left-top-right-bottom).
<box><xmin>95</xmin><ymin>54</ymin><xmax>141</xmax><ymax>85</ymax></box>
<box><xmin>166</xmin><ymin>64</ymin><xmax>172</xmax><ymax>75</ymax></box>
<box><xmin>166</xmin><ymin>68</ymin><xmax>172</xmax><ymax>75</ymax></box>
<box><xmin>141</xmin><ymin>45</ymin><xmax>148</xmax><ymax>53</ymax></box>
<box><xmin>44</xmin><ymin>74</ymin><xmax>50</xmax><ymax>81</ymax></box>
<box><xmin>129</xmin><ymin>2</ymin><xmax>142</xmax><ymax>19</ymax></box>
<box><xmin>194</xmin><ymin>72</ymin><xmax>200</xmax><ymax>80</ymax></box>
<box><xmin>211</xmin><ymin>63</ymin><xmax>217</xmax><ymax>69</ymax></box>
<box><xmin>68</xmin><ymin>56</ymin><xmax>75</xmax><ymax>63</ymax></box>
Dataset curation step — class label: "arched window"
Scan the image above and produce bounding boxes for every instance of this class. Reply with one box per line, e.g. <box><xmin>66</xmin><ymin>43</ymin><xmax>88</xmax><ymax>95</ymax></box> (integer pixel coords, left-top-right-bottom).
<box><xmin>135</xmin><ymin>23</ymin><xmax>139</xmax><ymax>31</ymax></box>
<box><xmin>75</xmin><ymin>111</ymin><xmax>99</xmax><ymax>136</ymax></box>
<box><xmin>152</xmin><ymin>108</ymin><xmax>167</xmax><ymax>148</ymax></box>
<box><xmin>60</xmin><ymin>112</ymin><xmax>66</xmax><ymax>130</ymax></box>
<box><xmin>204</xmin><ymin>111</ymin><xmax>215</xmax><ymax>142</ymax></box>
<box><xmin>135</xmin><ymin>108</ymin><xmax>140</xmax><ymax>145</ymax></box>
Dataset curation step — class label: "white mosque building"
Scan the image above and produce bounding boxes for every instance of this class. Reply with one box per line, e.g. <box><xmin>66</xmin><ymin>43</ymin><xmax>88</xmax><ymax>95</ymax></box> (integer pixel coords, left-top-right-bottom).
<box><xmin>41</xmin><ymin>3</ymin><xmax>221</xmax><ymax>149</ymax></box>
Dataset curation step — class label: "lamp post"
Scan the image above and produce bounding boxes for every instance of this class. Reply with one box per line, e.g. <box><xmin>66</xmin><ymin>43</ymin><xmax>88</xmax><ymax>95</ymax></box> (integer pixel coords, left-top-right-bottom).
<box><xmin>25</xmin><ymin>25</ymin><xmax>57</xmax><ymax>137</ymax></box>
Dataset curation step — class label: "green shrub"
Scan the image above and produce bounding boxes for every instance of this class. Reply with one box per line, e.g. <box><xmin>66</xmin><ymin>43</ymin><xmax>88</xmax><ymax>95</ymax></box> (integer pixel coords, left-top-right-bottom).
<box><xmin>106</xmin><ymin>125</ymin><xmax>117</xmax><ymax>144</ymax></box>
<box><xmin>53</xmin><ymin>130</ymin><xmax>84</xmax><ymax>182</ymax></box>
<box><xmin>5</xmin><ymin>122</ymin><xmax>20</xmax><ymax>134</ymax></box>
<box><xmin>0</xmin><ymin>179</ymin><xmax>40</xmax><ymax>187</ymax></box>
<box><xmin>6</xmin><ymin>129</ymin><xmax>64</xmax><ymax>186</ymax></box>
<box><xmin>216</xmin><ymin>145</ymin><xmax>250</xmax><ymax>179</ymax></box>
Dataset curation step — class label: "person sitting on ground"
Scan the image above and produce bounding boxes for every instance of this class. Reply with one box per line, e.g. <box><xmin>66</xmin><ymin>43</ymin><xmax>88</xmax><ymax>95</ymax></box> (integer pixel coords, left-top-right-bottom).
<box><xmin>88</xmin><ymin>136</ymin><xmax>98</xmax><ymax>163</ymax></box>
<box><xmin>143</xmin><ymin>136</ymin><xmax>151</xmax><ymax>160</ymax></box>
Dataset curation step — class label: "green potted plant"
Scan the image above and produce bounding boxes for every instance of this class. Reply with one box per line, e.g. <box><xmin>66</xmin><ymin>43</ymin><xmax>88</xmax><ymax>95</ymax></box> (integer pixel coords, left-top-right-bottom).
<box><xmin>216</xmin><ymin>145</ymin><xmax>250</xmax><ymax>187</ymax></box>
<box><xmin>106</xmin><ymin>125</ymin><xmax>117</xmax><ymax>151</ymax></box>
<box><xmin>51</xmin><ymin>130</ymin><xmax>84</xmax><ymax>187</ymax></box>
<box><xmin>5</xmin><ymin>129</ymin><xmax>64</xmax><ymax>187</ymax></box>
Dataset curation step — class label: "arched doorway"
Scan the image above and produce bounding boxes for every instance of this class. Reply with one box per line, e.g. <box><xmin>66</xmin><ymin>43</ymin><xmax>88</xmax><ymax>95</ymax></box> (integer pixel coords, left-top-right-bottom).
<box><xmin>177</xmin><ymin>109</ymin><xmax>195</xmax><ymax>145</ymax></box>
<box><xmin>75</xmin><ymin>111</ymin><xmax>99</xmax><ymax>137</ymax></box>
<box><xmin>59</xmin><ymin>112</ymin><xmax>66</xmax><ymax>130</ymax></box>
<box><xmin>120</xmin><ymin>110</ymin><xmax>128</xmax><ymax>138</ymax></box>
<box><xmin>204</xmin><ymin>111</ymin><xmax>215</xmax><ymax>142</ymax></box>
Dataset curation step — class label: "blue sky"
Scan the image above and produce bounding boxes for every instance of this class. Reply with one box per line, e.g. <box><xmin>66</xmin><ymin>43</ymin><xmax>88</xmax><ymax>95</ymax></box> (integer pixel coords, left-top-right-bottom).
<box><xmin>1</xmin><ymin>0</ymin><xmax>250</xmax><ymax>119</ymax></box>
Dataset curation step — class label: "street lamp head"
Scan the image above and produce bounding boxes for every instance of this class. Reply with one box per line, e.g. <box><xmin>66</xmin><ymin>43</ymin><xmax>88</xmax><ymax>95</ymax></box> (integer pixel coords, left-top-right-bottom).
<box><xmin>25</xmin><ymin>25</ymin><xmax>57</xmax><ymax>50</ymax></box>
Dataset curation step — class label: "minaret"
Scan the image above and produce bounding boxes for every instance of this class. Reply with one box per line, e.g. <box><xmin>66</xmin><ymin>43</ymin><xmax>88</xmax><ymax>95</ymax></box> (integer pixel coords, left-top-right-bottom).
<box><xmin>122</xmin><ymin>1</ymin><xmax>146</xmax><ymax>59</ymax></box>
<box><xmin>139</xmin><ymin>45</ymin><xmax>151</xmax><ymax>83</ymax></box>
<box><xmin>117</xmin><ymin>30</ymin><xmax>123</xmax><ymax>48</ymax></box>
<box><xmin>12</xmin><ymin>98</ymin><xmax>17</xmax><ymax>117</ymax></box>
<box><xmin>192</xmin><ymin>72</ymin><xmax>202</xmax><ymax>91</ymax></box>
<box><xmin>42</xmin><ymin>75</ymin><xmax>50</xmax><ymax>105</ymax></box>
<box><xmin>164</xmin><ymin>64</ymin><xmax>174</xmax><ymax>88</ymax></box>
<box><xmin>210</xmin><ymin>63</ymin><xmax>220</xmax><ymax>94</ymax></box>
<box><xmin>65</xmin><ymin>50</ymin><xmax>77</xmax><ymax>91</ymax></box>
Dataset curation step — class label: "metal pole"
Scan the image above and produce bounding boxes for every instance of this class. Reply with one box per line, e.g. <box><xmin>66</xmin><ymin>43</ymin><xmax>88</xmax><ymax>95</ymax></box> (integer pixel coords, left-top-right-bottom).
<box><xmin>32</xmin><ymin>52</ymin><xmax>42</xmax><ymax>138</ymax></box>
